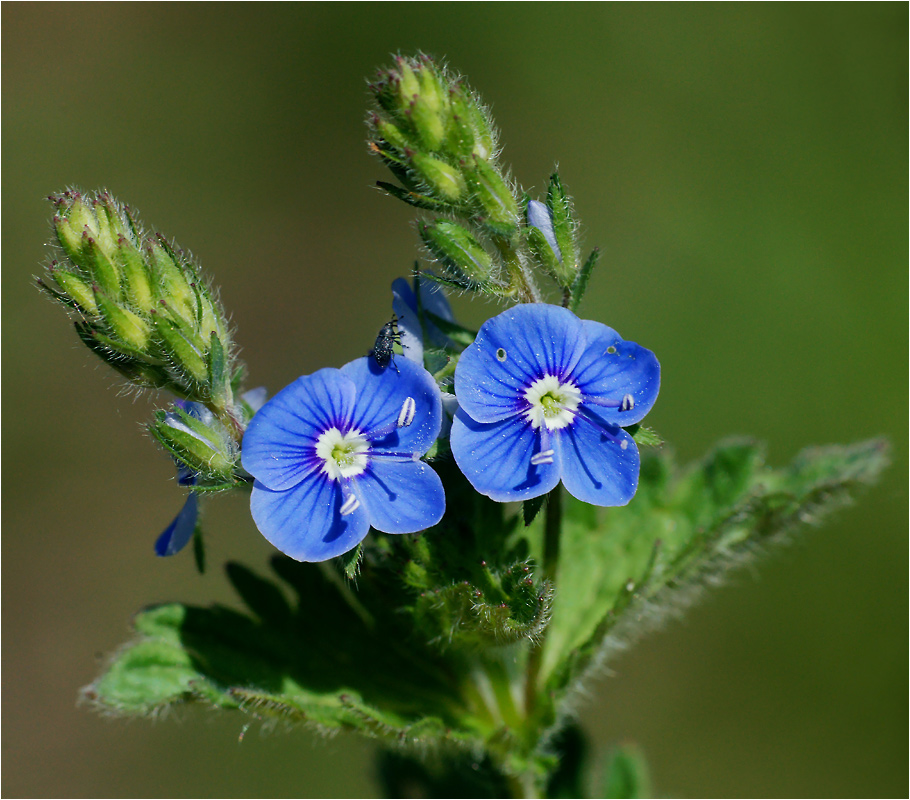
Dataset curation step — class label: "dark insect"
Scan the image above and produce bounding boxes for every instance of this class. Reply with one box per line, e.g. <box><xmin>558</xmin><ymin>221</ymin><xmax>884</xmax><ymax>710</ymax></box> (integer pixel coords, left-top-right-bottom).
<box><xmin>369</xmin><ymin>313</ymin><xmax>403</xmax><ymax>371</ymax></box>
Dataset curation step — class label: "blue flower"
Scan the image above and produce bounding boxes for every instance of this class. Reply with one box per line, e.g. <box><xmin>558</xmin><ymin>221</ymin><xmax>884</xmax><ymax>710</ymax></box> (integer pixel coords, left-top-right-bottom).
<box><xmin>154</xmin><ymin>464</ymin><xmax>199</xmax><ymax>556</ymax></box>
<box><xmin>450</xmin><ymin>304</ymin><xmax>660</xmax><ymax>506</ymax></box>
<box><xmin>391</xmin><ymin>275</ymin><xmax>457</xmax><ymax>364</ymax></box>
<box><xmin>241</xmin><ymin>357</ymin><xmax>445</xmax><ymax>562</ymax></box>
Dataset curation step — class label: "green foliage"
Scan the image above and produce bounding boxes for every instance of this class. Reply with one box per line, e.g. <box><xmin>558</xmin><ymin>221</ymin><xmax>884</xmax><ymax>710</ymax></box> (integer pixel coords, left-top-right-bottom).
<box><xmin>540</xmin><ymin>438</ymin><xmax>890</xmax><ymax>694</ymax></box>
<box><xmin>82</xmin><ymin>437</ymin><xmax>887</xmax><ymax>790</ymax></box>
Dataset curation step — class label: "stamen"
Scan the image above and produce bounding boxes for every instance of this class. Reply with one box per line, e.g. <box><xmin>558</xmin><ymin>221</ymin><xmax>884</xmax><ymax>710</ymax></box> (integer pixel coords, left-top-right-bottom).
<box><xmin>340</xmin><ymin>492</ymin><xmax>360</xmax><ymax>516</ymax></box>
<box><xmin>315</xmin><ymin>427</ymin><xmax>370</xmax><ymax>480</ymax></box>
<box><xmin>620</xmin><ymin>393</ymin><xmax>635</xmax><ymax>412</ymax></box>
<box><xmin>531</xmin><ymin>449</ymin><xmax>555</xmax><ymax>466</ymax></box>
<box><xmin>523</xmin><ymin>375</ymin><xmax>582</xmax><ymax>430</ymax></box>
<box><xmin>397</xmin><ymin>396</ymin><xmax>416</xmax><ymax>428</ymax></box>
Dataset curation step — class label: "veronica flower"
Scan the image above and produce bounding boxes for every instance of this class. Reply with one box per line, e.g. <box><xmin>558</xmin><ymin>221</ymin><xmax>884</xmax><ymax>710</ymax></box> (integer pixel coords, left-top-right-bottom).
<box><xmin>391</xmin><ymin>275</ymin><xmax>460</xmax><ymax>434</ymax></box>
<box><xmin>391</xmin><ymin>275</ymin><xmax>457</xmax><ymax>364</ymax></box>
<box><xmin>450</xmin><ymin>304</ymin><xmax>660</xmax><ymax>506</ymax></box>
<box><xmin>241</xmin><ymin>357</ymin><xmax>445</xmax><ymax>562</ymax></box>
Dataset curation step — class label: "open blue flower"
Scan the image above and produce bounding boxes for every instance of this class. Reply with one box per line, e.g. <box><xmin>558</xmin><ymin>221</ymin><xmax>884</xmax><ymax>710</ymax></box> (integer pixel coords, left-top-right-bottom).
<box><xmin>450</xmin><ymin>304</ymin><xmax>660</xmax><ymax>506</ymax></box>
<box><xmin>241</xmin><ymin>357</ymin><xmax>445</xmax><ymax>562</ymax></box>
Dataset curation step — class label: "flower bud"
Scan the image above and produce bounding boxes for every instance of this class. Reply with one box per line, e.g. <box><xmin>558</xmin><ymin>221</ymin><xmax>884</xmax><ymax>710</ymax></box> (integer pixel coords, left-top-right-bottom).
<box><xmin>46</xmin><ymin>264</ymin><xmax>98</xmax><ymax>315</ymax></box>
<box><xmin>83</xmin><ymin>234</ymin><xmax>122</xmax><ymax>298</ymax></box>
<box><xmin>93</xmin><ymin>286</ymin><xmax>151</xmax><ymax>352</ymax></box>
<box><xmin>147</xmin><ymin>238</ymin><xmax>196</xmax><ymax>320</ymax></box>
<box><xmin>420</xmin><ymin>220</ymin><xmax>496</xmax><ymax>286</ymax></box>
<box><xmin>544</xmin><ymin>172</ymin><xmax>579</xmax><ymax>275</ymax></box>
<box><xmin>150</xmin><ymin>406</ymin><xmax>236</xmax><ymax>480</ymax></box>
<box><xmin>116</xmin><ymin>235</ymin><xmax>155</xmax><ymax>312</ymax></box>
<box><xmin>447</xmin><ymin>83</ymin><xmax>495</xmax><ymax>160</ymax></box>
<box><xmin>411</xmin><ymin>153</ymin><xmax>466</xmax><ymax>203</ymax></box>
<box><xmin>152</xmin><ymin>312</ymin><xmax>208</xmax><ymax>385</ymax></box>
<box><xmin>464</xmin><ymin>157</ymin><xmax>519</xmax><ymax>236</ymax></box>
<box><xmin>526</xmin><ymin>199</ymin><xmax>575</xmax><ymax>287</ymax></box>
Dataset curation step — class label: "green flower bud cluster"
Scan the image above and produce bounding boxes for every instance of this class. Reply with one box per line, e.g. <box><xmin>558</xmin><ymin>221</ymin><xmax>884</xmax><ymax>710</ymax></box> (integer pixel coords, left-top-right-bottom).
<box><xmin>369</xmin><ymin>56</ymin><xmax>532</xmax><ymax>297</ymax></box>
<box><xmin>369</xmin><ymin>55</ymin><xmax>509</xmax><ymax>219</ymax></box>
<box><xmin>38</xmin><ymin>190</ymin><xmax>241</xmax><ymax>426</ymax></box>
<box><xmin>369</xmin><ymin>56</ymin><xmax>603</xmax><ymax>307</ymax></box>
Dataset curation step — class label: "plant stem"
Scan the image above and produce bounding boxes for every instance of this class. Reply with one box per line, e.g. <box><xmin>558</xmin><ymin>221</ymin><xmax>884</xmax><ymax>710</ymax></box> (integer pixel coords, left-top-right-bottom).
<box><xmin>522</xmin><ymin>484</ymin><xmax>562</xmax><ymax>739</ymax></box>
<box><xmin>542</xmin><ymin>483</ymin><xmax>562</xmax><ymax>580</ymax></box>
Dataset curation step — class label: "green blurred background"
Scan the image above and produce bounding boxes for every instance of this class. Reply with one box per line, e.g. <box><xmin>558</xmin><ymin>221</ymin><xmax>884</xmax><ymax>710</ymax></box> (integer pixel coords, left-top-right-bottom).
<box><xmin>3</xmin><ymin>4</ymin><xmax>906</xmax><ymax>797</ymax></box>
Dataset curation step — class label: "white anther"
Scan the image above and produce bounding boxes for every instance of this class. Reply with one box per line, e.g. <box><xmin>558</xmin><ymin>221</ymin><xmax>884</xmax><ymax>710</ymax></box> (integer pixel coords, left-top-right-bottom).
<box><xmin>620</xmin><ymin>394</ymin><xmax>635</xmax><ymax>412</ymax></box>
<box><xmin>340</xmin><ymin>493</ymin><xmax>360</xmax><ymax>516</ymax></box>
<box><xmin>397</xmin><ymin>396</ymin><xmax>416</xmax><ymax>428</ymax></box>
<box><xmin>530</xmin><ymin>449</ymin><xmax>555</xmax><ymax>466</ymax></box>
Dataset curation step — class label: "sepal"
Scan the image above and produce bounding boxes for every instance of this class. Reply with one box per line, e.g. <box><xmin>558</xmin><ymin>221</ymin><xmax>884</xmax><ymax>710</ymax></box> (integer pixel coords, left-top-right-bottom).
<box><xmin>149</xmin><ymin>406</ymin><xmax>237</xmax><ymax>481</ymax></box>
<box><xmin>419</xmin><ymin>220</ymin><xmax>497</xmax><ymax>287</ymax></box>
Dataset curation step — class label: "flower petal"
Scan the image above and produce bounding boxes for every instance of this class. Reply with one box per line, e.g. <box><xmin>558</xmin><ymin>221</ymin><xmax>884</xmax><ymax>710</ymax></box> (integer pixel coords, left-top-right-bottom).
<box><xmin>356</xmin><ymin>459</ymin><xmax>445</xmax><ymax>534</ymax></box>
<box><xmin>242</xmin><ymin>368</ymin><xmax>356</xmax><ymax>491</ymax></box>
<box><xmin>557</xmin><ymin>414</ymin><xmax>640</xmax><ymax>506</ymax></box>
<box><xmin>341</xmin><ymin>356</ymin><xmax>441</xmax><ymax>454</ymax></box>
<box><xmin>450</xmin><ymin>409</ymin><xmax>560</xmax><ymax>502</ymax></box>
<box><xmin>392</xmin><ymin>278</ymin><xmax>424</xmax><ymax>363</ymax></box>
<box><xmin>573</xmin><ymin>320</ymin><xmax>661</xmax><ymax>427</ymax></box>
<box><xmin>250</xmin><ymin>475</ymin><xmax>369</xmax><ymax>562</ymax></box>
<box><xmin>154</xmin><ymin>493</ymin><xmax>198</xmax><ymax>557</ymax></box>
<box><xmin>455</xmin><ymin>304</ymin><xmax>587</xmax><ymax>424</ymax></box>
<box><xmin>393</xmin><ymin>276</ymin><xmax>457</xmax><ymax>363</ymax></box>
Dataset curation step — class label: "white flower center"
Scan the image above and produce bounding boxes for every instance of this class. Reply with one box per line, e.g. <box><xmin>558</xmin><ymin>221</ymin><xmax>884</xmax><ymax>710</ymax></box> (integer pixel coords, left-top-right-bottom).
<box><xmin>523</xmin><ymin>375</ymin><xmax>582</xmax><ymax>431</ymax></box>
<box><xmin>315</xmin><ymin>427</ymin><xmax>369</xmax><ymax>480</ymax></box>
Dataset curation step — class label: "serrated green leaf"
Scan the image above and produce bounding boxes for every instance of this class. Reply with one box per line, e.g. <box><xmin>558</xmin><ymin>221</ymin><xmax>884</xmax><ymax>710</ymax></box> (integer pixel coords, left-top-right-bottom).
<box><xmin>624</xmin><ymin>424</ymin><xmax>663</xmax><ymax>448</ymax></box>
<box><xmin>541</xmin><ymin>438</ymin><xmax>889</xmax><ymax>692</ymax></box>
<box><xmin>339</xmin><ymin>543</ymin><xmax>363</xmax><ymax>581</ymax></box>
<box><xmin>83</xmin><ymin>558</ymin><xmax>492</xmax><ymax>746</ymax></box>
<box><xmin>523</xmin><ymin>494</ymin><xmax>546</xmax><ymax>527</ymax></box>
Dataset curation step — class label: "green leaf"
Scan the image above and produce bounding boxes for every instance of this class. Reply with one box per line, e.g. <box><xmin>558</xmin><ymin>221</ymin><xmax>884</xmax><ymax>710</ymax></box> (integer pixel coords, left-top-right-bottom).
<box><xmin>624</xmin><ymin>424</ymin><xmax>663</xmax><ymax>448</ymax></box>
<box><xmin>338</xmin><ymin>543</ymin><xmax>363</xmax><ymax>581</ymax></box>
<box><xmin>568</xmin><ymin>247</ymin><xmax>599</xmax><ymax>312</ymax></box>
<box><xmin>82</xmin><ymin>557</ymin><xmax>492</xmax><ymax>746</ymax></box>
<box><xmin>523</xmin><ymin>494</ymin><xmax>547</xmax><ymax>527</ymax></box>
<box><xmin>541</xmin><ymin>438</ymin><xmax>889</xmax><ymax>693</ymax></box>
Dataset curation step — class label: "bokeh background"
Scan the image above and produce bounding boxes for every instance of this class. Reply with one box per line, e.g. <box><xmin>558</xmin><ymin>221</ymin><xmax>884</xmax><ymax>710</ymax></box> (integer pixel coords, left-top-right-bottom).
<box><xmin>3</xmin><ymin>4</ymin><xmax>906</xmax><ymax>797</ymax></box>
